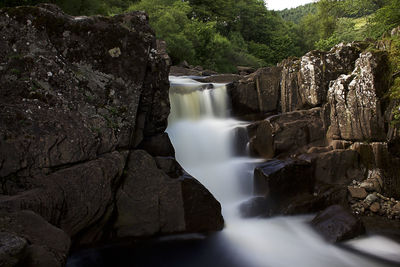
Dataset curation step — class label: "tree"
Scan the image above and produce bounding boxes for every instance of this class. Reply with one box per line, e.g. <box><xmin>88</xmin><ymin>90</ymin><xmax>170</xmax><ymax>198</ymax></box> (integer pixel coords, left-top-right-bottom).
<box><xmin>368</xmin><ymin>0</ymin><xmax>400</xmax><ymax>37</ymax></box>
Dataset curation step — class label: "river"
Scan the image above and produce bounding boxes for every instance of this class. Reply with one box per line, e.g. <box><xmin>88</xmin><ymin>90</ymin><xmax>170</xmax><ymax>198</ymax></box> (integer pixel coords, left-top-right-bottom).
<box><xmin>67</xmin><ymin>76</ymin><xmax>400</xmax><ymax>267</ymax></box>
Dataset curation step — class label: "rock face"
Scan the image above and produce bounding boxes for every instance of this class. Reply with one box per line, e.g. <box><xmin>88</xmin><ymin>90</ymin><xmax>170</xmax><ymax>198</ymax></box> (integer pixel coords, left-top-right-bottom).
<box><xmin>312</xmin><ymin>149</ymin><xmax>364</xmax><ymax>185</ymax></box>
<box><xmin>327</xmin><ymin>51</ymin><xmax>390</xmax><ymax>141</ymax></box>
<box><xmin>249</xmin><ymin>108</ymin><xmax>325</xmax><ymax>157</ymax></box>
<box><xmin>114</xmin><ymin>150</ymin><xmax>185</xmax><ymax>237</ymax></box>
<box><xmin>280</xmin><ymin>57</ymin><xmax>302</xmax><ymax>113</ymax></box>
<box><xmin>311</xmin><ymin>205</ymin><xmax>365</xmax><ymax>242</ymax></box>
<box><xmin>228</xmin><ymin>67</ymin><xmax>282</xmax><ymax>116</ymax></box>
<box><xmin>0</xmin><ymin>4</ymin><xmax>224</xmax><ymax>266</ymax></box>
<box><xmin>348</xmin><ymin>142</ymin><xmax>400</xmax><ymax>198</ymax></box>
<box><xmin>300</xmin><ymin>44</ymin><xmax>363</xmax><ymax>107</ymax></box>
<box><xmin>279</xmin><ymin>43</ymin><xmax>365</xmax><ymax>113</ymax></box>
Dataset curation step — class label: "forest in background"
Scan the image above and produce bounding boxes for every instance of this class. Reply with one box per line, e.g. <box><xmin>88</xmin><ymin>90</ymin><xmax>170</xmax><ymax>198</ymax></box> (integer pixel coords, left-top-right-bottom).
<box><xmin>1</xmin><ymin>0</ymin><xmax>399</xmax><ymax>72</ymax></box>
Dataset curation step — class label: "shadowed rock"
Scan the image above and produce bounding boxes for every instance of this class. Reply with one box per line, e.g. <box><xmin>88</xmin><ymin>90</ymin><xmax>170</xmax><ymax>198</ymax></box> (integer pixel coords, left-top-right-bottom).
<box><xmin>311</xmin><ymin>205</ymin><xmax>365</xmax><ymax>242</ymax></box>
<box><xmin>239</xmin><ymin>197</ymin><xmax>270</xmax><ymax>218</ymax></box>
<box><xmin>228</xmin><ymin>67</ymin><xmax>282</xmax><ymax>116</ymax></box>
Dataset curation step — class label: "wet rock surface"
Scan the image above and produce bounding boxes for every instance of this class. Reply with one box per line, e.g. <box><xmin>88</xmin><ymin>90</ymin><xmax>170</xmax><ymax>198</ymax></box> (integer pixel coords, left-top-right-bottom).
<box><xmin>311</xmin><ymin>205</ymin><xmax>365</xmax><ymax>243</ymax></box>
<box><xmin>239</xmin><ymin>197</ymin><xmax>270</xmax><ymax>218</ymax></box>
<box><xmin>253</xmin><ymin>159</ymin><xmax>314</xmax><ymax>215</ymax></box>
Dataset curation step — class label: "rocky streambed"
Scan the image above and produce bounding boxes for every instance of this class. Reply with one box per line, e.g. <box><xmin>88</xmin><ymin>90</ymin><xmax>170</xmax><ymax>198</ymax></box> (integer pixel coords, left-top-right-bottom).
<box><xmin>1</xmin><ymin>2</ymin><xmax>400</xmax><ymax>267</ymax></box>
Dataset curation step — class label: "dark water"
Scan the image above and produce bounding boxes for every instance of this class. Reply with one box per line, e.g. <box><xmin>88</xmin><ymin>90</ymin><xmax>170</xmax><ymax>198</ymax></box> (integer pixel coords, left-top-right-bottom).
<box><xmin>67</xmin><ymin>233</ymin><xmax>253</xmax><ymax>267</ymax></box>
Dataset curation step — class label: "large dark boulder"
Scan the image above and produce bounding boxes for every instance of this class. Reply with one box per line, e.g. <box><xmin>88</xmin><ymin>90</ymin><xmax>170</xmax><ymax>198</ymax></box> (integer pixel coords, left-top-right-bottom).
<box><xmin>253</xmin><ymin>159</ymin><xmax>314</xmax><ymax>215</ymax></box>
<box><xmin>114</xmin><ymin>150</ymin><xmax>186</xmax><ymax>237</ymax></box>
<box><xmin>248</xmin><ymin>120</ymin><xmax>274</xmax><ymax>158</ymax></box>
<box><xmin>311</xmin><ymin>205</ymin><xmax>365</xmax><ymax>242</ymax></box>
<box><xmin>269</xmin><ymin>108</ymin><xmax>326</xmax><ymax>155</ymax></box>
<box><xmin>251</xmin><ymin>159</ymin><xmax>347</xmax><ymax>216</ymax></box>
<box><xmin>0</xmin><ymin>151</ymin><xmax>127</xmax><ymax>245</ymax></box>
<box><xmin>181</xmin><ymin>174</ymin><xmax>224</xmax><ymax>232</ymax></box>
<box><xmin>114</xmin><ymin>150</ymin><xmax>224</xmax><ymax>237</ymax></box>
<box><xmin>0</xmin><ymin>4</ymin><xmax>224</xmax><ymax>264</ymax></box>
<box><xmin>0</xmin><ymin>232</ymin><xmax>28</xmax><ymax>267</ymax></box>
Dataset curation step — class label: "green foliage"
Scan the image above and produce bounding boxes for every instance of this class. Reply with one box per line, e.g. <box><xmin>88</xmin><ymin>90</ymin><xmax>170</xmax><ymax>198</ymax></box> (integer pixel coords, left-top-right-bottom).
<box><xmin>385</xmin><ymin>34</ymin><xmax>400</xmax><ymax>125</ymax></box>
<box><xmin>294</xmin><ymin>0</ymin><xmax>399</xmax><ymax>52</ymax></box>
<box><xmin>131</xmin><ymin>0</ymin><xmax>196</xmax><ymax>63</ymax></box>
<box><xmin>127</xmin><ymin>0</ymin><xmax>303</xmax><ymax>72</ymax></box>
<box><xmin>278</xmin><ymin>3</ymin><xmax>317</xmax><ymax>24</ymax></box>
<box><xmin>315</xmin><ymin>34</ymin><xmax>341</xmax><ymax>51</ymax></box>
<box><xmin>367</xmin><ymin>0</ymin><xmax>400</xmax><ymax>38</ymax></box>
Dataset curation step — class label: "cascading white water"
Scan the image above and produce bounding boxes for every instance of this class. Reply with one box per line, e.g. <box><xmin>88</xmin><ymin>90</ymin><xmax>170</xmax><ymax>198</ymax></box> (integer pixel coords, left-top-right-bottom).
<box><xmin>167</xmin><ymin>76</ymin><xmax>400</xmax><ymax>267</ymax></box>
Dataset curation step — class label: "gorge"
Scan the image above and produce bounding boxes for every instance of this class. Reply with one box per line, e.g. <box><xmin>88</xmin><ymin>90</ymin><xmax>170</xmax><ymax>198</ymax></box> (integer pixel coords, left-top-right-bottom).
<box><xmin>1</xmin><ymin>3</ymin><xmax>400</xmax><ymax>267</ymax></box>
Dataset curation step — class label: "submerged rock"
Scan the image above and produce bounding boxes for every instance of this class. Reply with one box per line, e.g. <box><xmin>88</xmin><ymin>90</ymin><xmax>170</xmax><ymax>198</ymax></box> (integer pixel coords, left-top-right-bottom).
<box><xmin>239</xmin><ymin>197</ymin><xmax>270</xmax><ymax>218</ymax></box>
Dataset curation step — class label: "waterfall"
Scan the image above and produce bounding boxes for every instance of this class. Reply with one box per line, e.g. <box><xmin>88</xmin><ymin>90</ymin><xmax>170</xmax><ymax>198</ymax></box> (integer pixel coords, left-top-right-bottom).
<box><xmin>166</xmin><ymin>76</ymin><xmax>398</xmax><ymax>267</ymax></box>
<box><xmin>167</xmin><ymin>76</ymin><xmax>256</xmax><ymax>211</ymax></box>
